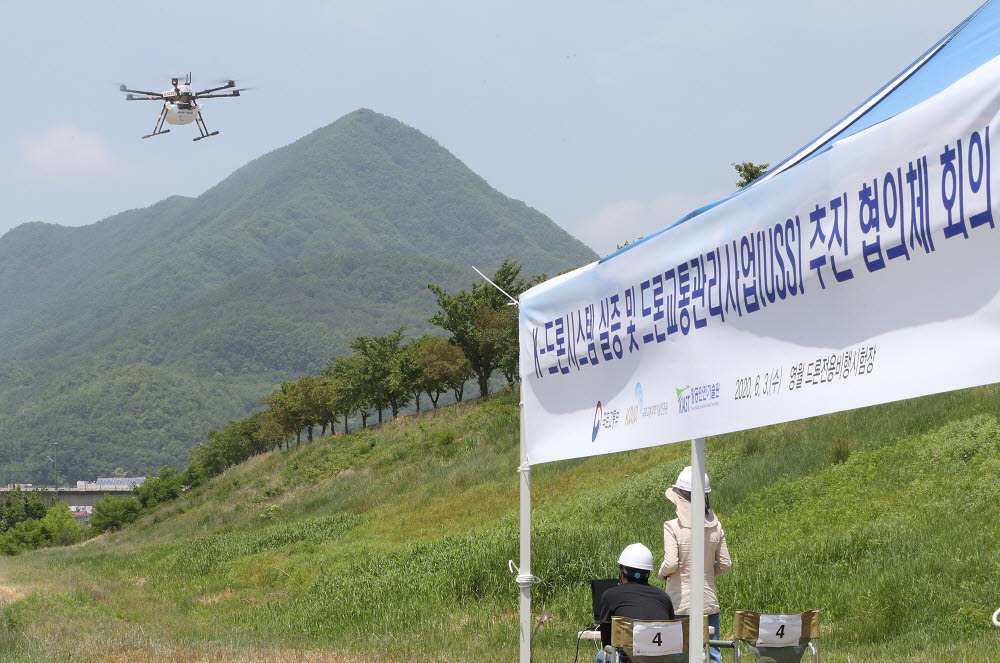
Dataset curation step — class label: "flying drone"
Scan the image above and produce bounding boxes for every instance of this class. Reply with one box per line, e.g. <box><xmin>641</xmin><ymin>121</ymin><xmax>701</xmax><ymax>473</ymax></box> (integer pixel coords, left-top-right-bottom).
<box><xmin>119</xmin><ymin>73</ymin><xmax>247</xmax><ymax>141</ymax></box>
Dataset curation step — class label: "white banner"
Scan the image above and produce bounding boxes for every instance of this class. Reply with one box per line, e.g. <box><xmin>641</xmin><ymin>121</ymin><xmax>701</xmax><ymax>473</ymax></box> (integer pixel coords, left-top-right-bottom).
<box><xmin>520</xmin><ymin>54</ymin><xmax>1000</xmax><ymax>465</ymax></box>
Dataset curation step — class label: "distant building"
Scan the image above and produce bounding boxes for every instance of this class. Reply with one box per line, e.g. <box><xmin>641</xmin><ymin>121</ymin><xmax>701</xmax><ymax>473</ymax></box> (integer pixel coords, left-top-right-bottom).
<box><xmin>70</xmin><ymin>505</ymin><xmax>94</xmax><ymax>526</ymax></box>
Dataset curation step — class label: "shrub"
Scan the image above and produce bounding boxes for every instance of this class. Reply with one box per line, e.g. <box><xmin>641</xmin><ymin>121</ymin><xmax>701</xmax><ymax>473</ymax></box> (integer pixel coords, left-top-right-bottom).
<box><xmin>0</xmin><ymin>489</ymin><xmax>47</xmax><ymax>534</ymax></box>
<box><xmin>136</xmin><ymin>466</ymin><xmax>182</xmax><ymax>509</ymax></box>
<box><xmin>177</xmin><ymin>463</ymin><xmax>202</xmax><ymax>488</ymax></box>
<box><xmin>0</xmin><ymin>520</ymin><xmax>45</xmax><ymax>556</ymax></box>
<box><xmin>91</xmin><ymin>496</ymin><xmax>143</xmax><ymax>532</ymax></box>
<box><xmin>39</xmin><ymin>503</ymin><xmax>83</xmax><ymax>547</ymax></box>
<box><xmin>831</xmin><ymin>436</ymin><xmax>851</xmax><ymax>464</ymax></box>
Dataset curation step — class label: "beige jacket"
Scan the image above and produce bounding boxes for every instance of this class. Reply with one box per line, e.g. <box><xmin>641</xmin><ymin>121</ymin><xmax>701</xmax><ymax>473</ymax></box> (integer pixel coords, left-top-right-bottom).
<box><xmin>658</xmin><ymin>489</ymin><xmax>731</xmax><ymax>615</ymax></box>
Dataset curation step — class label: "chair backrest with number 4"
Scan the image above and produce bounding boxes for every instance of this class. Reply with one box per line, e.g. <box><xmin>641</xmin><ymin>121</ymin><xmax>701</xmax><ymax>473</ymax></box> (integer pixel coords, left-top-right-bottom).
<box><xmin>611</xmin><ymin>616</ymin><xmax>709</xmax><ymax>663</ymax></box>
<box><xmin>733</xmin><ymin>610</ymin><xmax>820</xmax><ymax>663</ymax></box>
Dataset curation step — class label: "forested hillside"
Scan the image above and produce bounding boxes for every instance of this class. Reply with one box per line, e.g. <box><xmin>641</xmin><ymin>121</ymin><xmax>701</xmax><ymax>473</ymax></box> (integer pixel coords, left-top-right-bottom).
<box><xmin>0</xmin><ymin>109</ymin><xmax>596</xmax><ymax>482</ymax></box>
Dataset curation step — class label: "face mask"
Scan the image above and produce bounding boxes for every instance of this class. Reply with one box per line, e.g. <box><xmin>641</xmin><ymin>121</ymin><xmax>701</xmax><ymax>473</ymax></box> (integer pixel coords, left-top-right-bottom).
<box><xmin>678</xmin><ymin>489</ymin><xmax>711</xmax><ymax>514</ymax></box>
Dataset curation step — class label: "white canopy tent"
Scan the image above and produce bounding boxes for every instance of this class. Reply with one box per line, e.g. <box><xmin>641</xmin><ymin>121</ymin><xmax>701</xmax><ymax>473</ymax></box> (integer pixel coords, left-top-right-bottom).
<box><xmin>516</xmin><ymin>2</ymin><xmax>1000</xmax><ymax>661</ymax></box>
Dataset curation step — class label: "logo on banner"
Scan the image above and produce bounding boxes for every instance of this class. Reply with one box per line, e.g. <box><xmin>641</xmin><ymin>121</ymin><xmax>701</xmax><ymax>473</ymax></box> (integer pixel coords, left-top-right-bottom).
<box><xmin>625</xmin><ymin>382</ymin><xmax>672</xmax><ymax>424</ymax></box>
<box><xmin>592</xmin><ymin>402</ymin><xmax>603</xmax><ymax>442</ymax></box>
<box><xmin>590</xmin><ymin>400</ymin><xmax>621</xmax><ymax>441</ymax></box>
<box><xmin>675</xmin><ymin>386</ymin><xmax>691</xmax><ymax>414</ymax></box>
<box><xmin>625</xmin><ymin>383</ymin><xmax>643</xmax><ymax>426</ymax></box>
<box><xmin>676</xmin><ymin>382</ymin><xmax>721</xmax><ymax>414</ymax></box>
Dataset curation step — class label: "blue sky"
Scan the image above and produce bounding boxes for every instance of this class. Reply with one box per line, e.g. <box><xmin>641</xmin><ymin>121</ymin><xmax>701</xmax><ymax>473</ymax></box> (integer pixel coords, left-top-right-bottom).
<box><xmin>0</xmin><ymin>1</ymin><xmax>986</xmax><ymax>254</ymax></box>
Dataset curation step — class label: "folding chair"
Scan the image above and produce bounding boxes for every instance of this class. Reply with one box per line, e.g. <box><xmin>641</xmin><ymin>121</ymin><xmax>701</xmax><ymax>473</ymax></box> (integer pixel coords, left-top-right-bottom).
<box><xmin>732</xmin><ymin>610</ymin><xmax>819</xmax><ymax>663</ymax></box>
<box><xmin>605</xmin><ymin>615</ymin><xmax>710</xmax><ymax>663</ymax></box>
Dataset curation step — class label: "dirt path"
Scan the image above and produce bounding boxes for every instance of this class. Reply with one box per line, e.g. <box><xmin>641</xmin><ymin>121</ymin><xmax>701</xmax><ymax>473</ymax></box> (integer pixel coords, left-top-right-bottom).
<box><xmin>0</xmin><ymin>579</ymin><xmax>25</xmax><ymax>603</ymax></box>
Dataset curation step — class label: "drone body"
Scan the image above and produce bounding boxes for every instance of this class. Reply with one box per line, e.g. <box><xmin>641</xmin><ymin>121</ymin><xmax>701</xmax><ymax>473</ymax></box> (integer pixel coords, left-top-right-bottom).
<box><xmin>120</xmin><ymin>73</ymin><xmax>246</xmax><ymax>141</ymax></box>
<box><xmin>160</xmin><ymin>79</ymin><xmax>199</xmax><ymax>128</ymax></box>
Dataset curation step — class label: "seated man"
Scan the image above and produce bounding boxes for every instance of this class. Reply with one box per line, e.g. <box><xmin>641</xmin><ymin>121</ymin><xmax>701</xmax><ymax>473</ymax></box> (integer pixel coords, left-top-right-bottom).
<box><xmin>596</xmin><ymin>543</ymin><xmax>675</xmax><ymax>661</ymax></box>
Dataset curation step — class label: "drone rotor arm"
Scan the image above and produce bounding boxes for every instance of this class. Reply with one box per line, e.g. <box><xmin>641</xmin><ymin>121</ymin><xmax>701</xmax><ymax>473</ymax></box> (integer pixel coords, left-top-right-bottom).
<box><xmin>126</xmin><ymin>94</ymin><xmax>166</xmax><ymax>101</ymax></box>
<box><xmin>120</xmin><ymin>85</ymin><xmax>164</xmax><ymax>97</ymax></box>
<box><xmin>193</xmin><ymin>80</ymin><xmax>236</xmax><ymax>96</ymax></box>
<box><xmin>195</xmin><ymin>91</ymin><xmax>244</xmax><ymax>99</ymax></box>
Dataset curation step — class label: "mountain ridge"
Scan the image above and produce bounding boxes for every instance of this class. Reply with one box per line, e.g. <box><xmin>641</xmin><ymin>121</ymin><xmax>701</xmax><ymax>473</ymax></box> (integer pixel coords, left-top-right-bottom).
<box><xmin>0</xmin><ymin>109</ymin><xmax>592</xmax><ymax>362</ymax></box>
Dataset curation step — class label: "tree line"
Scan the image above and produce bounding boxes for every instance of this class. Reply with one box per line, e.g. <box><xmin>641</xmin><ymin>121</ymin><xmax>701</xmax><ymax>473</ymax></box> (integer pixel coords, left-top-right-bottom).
<box><xmin>178</xmin><ymin>260</ymin><xmax>533</xmax><ymax>485</ymax></box>
<box><xmin>75</xmin><ymin>260</ymin><xmax>531</xmax><ymax>535</ymax></box>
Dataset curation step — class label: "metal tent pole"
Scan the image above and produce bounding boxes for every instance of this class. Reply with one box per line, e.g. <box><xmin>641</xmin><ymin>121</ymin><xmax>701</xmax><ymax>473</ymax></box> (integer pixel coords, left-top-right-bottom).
<box><xmin>689</xmin><ymin>437</ymin><xmax>707</xmax><ymax>663</ymax></box>
<box><xmin>517</xmin><ymin>388</ymin><xmax>532</xmax><ymax>663</ymax></box>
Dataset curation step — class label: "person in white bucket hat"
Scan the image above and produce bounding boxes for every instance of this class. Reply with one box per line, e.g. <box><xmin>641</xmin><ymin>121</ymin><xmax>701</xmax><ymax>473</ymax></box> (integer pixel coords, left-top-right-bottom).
<box><xmin>659</xmin><ymin>466</ymin><xmax>731</xmax><ymax>663</ymax></box>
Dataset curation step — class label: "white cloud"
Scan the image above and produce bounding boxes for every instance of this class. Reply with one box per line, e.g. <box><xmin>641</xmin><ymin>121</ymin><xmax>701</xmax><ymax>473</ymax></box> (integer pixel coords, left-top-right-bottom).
<box><xmin>21</xmin><ymin>127</ymin><xmax>115</xmax><ymax>176</ymax></box>
<box><xmin>575</xmin><ymin>192</ymin><xmax>713</xmax><ymax>255</ymax></box>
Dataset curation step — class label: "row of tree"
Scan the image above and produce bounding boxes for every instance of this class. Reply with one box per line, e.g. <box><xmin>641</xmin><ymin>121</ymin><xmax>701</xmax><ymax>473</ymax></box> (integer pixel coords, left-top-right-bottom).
<box><xmin>184</xmin><ymin>260</ymin><xmax>533</xmax><ymax>482</ymax></box>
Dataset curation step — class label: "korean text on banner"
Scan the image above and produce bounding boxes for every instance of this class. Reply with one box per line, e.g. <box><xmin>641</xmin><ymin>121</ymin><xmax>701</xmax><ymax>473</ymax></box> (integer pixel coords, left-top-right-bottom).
<box><xmin>519</xmin><ymin>54</ymin><xmax>1000</xmax><ymax>465</ymax></box>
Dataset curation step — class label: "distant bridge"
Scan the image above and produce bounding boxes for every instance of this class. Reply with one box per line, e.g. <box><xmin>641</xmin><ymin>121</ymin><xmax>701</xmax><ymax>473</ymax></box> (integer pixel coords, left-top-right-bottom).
<box><xmin>0</xmin><ymin>478</ymin><xmax>145</xmax><ymax>509</ymax></box>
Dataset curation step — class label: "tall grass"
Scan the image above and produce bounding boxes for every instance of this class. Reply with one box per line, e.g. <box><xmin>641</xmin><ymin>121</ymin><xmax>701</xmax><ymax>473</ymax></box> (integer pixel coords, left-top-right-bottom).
<box><xmin>0</xmin><ymin>387</ymin><xmax>998</xmax><ymax>661</ymax></box>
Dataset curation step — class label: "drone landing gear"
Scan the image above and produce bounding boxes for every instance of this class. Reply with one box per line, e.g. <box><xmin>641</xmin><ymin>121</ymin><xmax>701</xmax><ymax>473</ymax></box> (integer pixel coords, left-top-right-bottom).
<box><xmin>193</xmin><ymin>112</ymin><xmax>219</xmax><ymax>141</ymax></box>
<box><xmin>142</xmin><ymin>106</ymin><xmax>171</xmax><ymax>139</ymax></box>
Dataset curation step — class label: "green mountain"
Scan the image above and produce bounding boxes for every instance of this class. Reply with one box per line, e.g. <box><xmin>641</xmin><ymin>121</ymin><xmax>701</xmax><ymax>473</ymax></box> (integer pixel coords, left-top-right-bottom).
<box><xmin>0</xmin><ymin>109</ymin><xmax>596</xmax><ymax>482</ymax></box>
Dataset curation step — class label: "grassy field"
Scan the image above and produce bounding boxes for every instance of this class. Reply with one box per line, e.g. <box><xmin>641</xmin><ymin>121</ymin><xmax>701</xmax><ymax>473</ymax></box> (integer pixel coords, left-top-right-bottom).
<box><xmin>0</xmin><ymin>386</ymin><xmax>998</xmax><ymax>661</ymax></box>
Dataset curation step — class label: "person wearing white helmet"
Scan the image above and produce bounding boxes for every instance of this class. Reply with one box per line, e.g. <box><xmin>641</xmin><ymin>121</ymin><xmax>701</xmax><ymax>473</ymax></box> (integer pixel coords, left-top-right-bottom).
<box><xmin>595</xmin><ymin>542</ymin><xmax>675</xmax><ymax>660</ymax></box>
<box><xmin>659</xmin><ymin>466</ymin><xmax>731</xmax><ymax>663</ymax></box>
